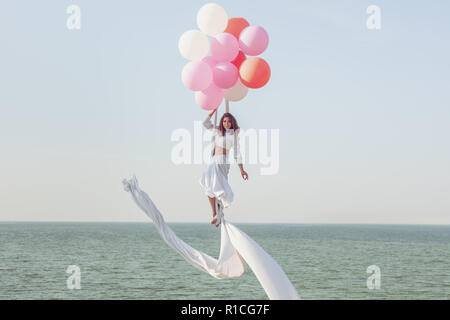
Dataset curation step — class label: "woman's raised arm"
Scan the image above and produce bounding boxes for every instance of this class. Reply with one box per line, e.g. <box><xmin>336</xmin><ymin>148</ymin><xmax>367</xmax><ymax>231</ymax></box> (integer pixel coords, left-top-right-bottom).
<box><xmin>202</xmin><ymin>109</ymin><xmax>218</xmax><ymax>130</ymax></box>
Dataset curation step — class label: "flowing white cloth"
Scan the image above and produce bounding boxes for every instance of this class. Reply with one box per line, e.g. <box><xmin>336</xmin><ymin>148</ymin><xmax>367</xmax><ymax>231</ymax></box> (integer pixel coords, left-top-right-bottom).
<box><xmin>122</xmin><ymin>175</ymin><xmax>301</xmax><ymax>300</ymax></box>
<box><xmin>199</xmin><ymin>154</ymin><xmax>234</xmax><ymax>208</ymax></box>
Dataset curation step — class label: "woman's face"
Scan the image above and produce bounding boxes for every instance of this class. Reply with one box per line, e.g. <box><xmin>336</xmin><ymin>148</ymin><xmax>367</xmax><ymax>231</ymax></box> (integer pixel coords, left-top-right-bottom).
<box><xmin>222</xmin><ymin>117</ymin><xmax>232</xmax><ymax>130</ymax></box>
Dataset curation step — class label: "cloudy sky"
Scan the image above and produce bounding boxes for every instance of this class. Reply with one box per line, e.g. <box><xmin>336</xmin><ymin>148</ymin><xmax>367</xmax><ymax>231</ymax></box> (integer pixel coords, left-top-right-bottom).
<box><xmin>1</xmin><ymin>0</ymin><xmax>449</xmax><ymax>224</ymax></box>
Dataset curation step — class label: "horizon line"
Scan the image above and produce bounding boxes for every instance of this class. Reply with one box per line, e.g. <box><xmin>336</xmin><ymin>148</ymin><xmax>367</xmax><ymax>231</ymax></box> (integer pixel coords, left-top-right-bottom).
<box><xmin>0</xmin><ymin>220</ymin><xmax>449</xmax><ymax>226</ymax></box>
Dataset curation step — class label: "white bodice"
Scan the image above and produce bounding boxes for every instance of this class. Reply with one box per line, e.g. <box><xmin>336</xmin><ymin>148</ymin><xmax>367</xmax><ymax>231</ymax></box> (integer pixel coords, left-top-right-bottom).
<box><xmin>203</xmin><ymin>116</ymin><xmax>243</xmax><ymax>164</ymax></box>
<box><xmin>213</xmin><ymin>130</ymin><xmax>237</xmax><ymax>150</ymax></box>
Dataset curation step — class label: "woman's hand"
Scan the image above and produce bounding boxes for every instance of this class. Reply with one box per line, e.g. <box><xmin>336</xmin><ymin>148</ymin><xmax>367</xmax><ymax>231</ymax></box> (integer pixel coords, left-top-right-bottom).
<box><xmin>241</xmin><ymin>170</ymin><xmax>248</xmax><ymax>181</ymax></box>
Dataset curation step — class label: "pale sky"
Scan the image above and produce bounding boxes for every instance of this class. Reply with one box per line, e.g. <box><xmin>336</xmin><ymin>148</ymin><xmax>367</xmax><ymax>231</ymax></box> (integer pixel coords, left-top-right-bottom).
<box><xmin>1</xmin><ymin>0</ymin><xmax>449</xmax><ymax>224</ymax></box>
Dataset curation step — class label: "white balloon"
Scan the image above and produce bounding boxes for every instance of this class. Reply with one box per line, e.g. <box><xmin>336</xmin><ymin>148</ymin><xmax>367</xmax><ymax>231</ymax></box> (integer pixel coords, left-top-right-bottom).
<box><xmin>224</xmin><ymin>78</ymin><xmax>248</xmax><ymax>101</ymax></box>
<box><xmin>197</xmin><ymin>3</ymin><xmax>228</xmax><ymax>37</ymax></box>
<box><xmin>178</xmin><ymin>29</ymin><xmax>210</xmax><ymax>60</ymax></box>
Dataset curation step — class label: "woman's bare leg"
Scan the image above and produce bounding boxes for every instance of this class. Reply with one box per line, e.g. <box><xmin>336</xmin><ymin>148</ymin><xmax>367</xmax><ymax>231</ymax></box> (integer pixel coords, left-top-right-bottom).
<box><xmin>208</xmin><ymin>196</ymin><xmax>217</xmax><ymax>218</ymax></box>
<box><xmin>208</xmin><ymin>196</ymin><xmax>221</xmax><ymax>227</ymax></box>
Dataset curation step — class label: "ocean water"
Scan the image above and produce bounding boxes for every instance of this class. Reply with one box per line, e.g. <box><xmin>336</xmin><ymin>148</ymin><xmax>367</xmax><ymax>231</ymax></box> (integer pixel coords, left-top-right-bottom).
<box><xmin>0</xmin><ymin>222</ymin><xmax>448</xmax><ymax>300</ymax></box>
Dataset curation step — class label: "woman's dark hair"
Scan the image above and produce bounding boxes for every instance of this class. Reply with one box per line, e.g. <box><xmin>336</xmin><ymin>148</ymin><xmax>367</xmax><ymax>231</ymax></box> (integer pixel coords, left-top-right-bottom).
<box><xmin>218</xmin><ymin>112</ymin><xmax>240</xmax><ymax>136</ymax></box>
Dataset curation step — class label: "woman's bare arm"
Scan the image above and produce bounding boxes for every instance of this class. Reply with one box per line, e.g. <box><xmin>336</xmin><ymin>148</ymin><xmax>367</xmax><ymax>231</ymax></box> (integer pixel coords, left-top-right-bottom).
<box><xmin>203</xmin><ymin>109</ymin><xmax>218</xmax><ymax>130</ymax></box>
<box><xmin>208</xmin><ymin>109</ymin><xmax>217</xmax><ymax>118</ymax></box>
<box><xmin>238</xmin><ymin>163</ymin><xmax>248</xmax><ymax>180</ymax></box>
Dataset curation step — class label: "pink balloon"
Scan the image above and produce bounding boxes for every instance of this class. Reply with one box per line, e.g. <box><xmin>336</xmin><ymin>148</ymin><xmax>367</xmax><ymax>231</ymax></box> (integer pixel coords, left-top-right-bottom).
<box><xmin>210</xmin><ymin>33</ymin><xmax>239</xmax><ymax>62</ymax></box>
<box><xmin>181</xmin><ymin>61</ymin><xmax>212</xmax><ymax>91</ymax></box>
<box><xmin>195</xmin><ymin>83</ymin><xmax>224</xmax><ymax>110</ymax></box>
<box><xmin>239</xmin><ymin>25</ymin><xmax>269</xmax><ymax>56</ymax></box>
<box><xmin>202</xmin><ymin>56</ymin><xmax>219</xmax><ymax>69</ymax></box>
<box><xmin>212</xmin><ymin>62</ymin><xmax>238</xmax><ymax>89</ymax></box>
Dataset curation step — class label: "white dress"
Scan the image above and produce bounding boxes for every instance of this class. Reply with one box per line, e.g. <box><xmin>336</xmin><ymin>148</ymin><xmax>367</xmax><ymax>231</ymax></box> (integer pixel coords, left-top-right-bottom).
<box><xmin>199</xmin><ymin>115</ymin><xmax>243</xmax><ymax>209</ymax></box>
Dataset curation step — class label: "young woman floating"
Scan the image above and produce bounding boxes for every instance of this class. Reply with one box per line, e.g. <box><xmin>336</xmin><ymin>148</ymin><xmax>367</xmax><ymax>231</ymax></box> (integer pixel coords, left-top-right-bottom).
<box><xmin>199</xmin><ymin>109</ymin><xmax>248</xmax><ymax>227</ymax></box>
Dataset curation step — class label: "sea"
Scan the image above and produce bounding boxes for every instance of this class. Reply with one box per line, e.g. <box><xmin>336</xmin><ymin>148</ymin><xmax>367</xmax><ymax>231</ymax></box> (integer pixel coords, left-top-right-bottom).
<box><xmin>0</xmin><ymin>222</ymin><xmax>448</xmax><ymax>300</ymax></box>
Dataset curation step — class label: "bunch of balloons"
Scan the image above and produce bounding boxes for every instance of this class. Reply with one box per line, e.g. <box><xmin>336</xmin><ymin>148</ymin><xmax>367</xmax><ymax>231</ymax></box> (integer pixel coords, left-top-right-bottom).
<box><xmin>178</xmin><ymin>3</ymin><xmax>271</xmax><ymax>110</ymax></box>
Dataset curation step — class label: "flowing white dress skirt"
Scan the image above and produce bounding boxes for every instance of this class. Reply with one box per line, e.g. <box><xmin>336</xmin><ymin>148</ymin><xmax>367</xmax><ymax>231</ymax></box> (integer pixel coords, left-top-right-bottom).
<box><xmin>199</xmin><ymin>154</ymin><xmax>234</xmax><ymax>209</ymax></box>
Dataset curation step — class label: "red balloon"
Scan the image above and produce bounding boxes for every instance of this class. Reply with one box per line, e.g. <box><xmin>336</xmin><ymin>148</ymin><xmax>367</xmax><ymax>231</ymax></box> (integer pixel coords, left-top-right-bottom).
<box><xmin>231</xmin><ymin>50</ymin><xmax>246</xmax><ymax>69</ymax></box>
<box><xmin>239</xmin><ymin>57</ymin><xmax>271</xmax><ymax>89</ymax></box>
<box><xmin>224</xmin><ymin>17</ymin><xmax>250</xmax><ymax>40</ymax></box>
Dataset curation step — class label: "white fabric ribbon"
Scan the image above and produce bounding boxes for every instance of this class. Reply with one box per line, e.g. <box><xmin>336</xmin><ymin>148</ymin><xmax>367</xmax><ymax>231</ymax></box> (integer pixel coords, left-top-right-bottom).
<box><xmin>122</xmin><ymin>175</ymin><xmax>300</xmax><ymax>300</ymax></box>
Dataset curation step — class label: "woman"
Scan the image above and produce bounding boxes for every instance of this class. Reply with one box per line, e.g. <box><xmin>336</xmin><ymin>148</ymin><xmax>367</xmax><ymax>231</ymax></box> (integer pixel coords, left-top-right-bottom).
<box><xmin>199</xmin><ymin>109</ymin><xmax>248</xmax><ymax>227</ymax></box>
